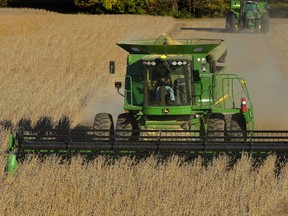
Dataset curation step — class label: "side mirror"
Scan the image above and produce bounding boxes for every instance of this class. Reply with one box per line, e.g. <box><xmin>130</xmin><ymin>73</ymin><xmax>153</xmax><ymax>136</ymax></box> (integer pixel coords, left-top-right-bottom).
<box><xmin>114</xmin><ymin>82</ymin><xmax>124</xmax><ymax>97</ymax></box>
<box><xmin>109</xmin><ymin>61</ymin><xmax>115</xmax><ymax>74</ymax></box>
<box><xmin>114</xmin><ymin>81</ymin><xmax>122</xmax><ymax>90</ymax></box>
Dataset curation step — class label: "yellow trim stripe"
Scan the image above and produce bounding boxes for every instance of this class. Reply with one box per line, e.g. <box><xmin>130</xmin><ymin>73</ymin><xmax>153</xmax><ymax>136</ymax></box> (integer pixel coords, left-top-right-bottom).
<box><xmin>214</xmin><ymin>94</ymin><xmax>229</xmax><ymax>105</ymax></box>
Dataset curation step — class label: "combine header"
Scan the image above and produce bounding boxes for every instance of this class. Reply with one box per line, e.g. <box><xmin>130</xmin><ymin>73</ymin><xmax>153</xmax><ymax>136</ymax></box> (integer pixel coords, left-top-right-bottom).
<box><xmin>6</xmin><ymin>34</ymin><xmax>288</xmax><ymax>173</ymax></box>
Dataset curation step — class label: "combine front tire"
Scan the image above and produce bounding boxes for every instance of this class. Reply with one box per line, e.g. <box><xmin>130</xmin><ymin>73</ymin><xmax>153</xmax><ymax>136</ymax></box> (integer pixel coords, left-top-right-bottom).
<box><xmin>227</xmin><ymin>114</ymin><xmax>246</xmax><ymax>142</ymax></box>
<box><xmin>93</xmin><ymin>113</ymin><xmax>114</xmax><ymax>141</ymax></box>
<box><xmin>116</xmin><ymin>113</ymin><xmax>138</xmax><ymax>141</ymax></box>
<box><xmin>207</xmin><ymin>115</ymin><xmax>225</xmax><ymax>141</ymax></box>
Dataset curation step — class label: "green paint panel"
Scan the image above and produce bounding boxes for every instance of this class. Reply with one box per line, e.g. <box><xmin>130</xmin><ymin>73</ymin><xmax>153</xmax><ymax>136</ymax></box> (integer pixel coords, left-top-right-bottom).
<box><xmin>117</xmin><ymin>38</ymin><xmax>224</xmax><ymax>55</ymax></box>
<box><xmin>7</xmin><ymin>153</ymin><xmax>18</xmax><ymax>174</ymax></box>
<box><xmin>143</xmin><ymin>106</ymin><xmax>192</xmax><ymax>115</ymax></box>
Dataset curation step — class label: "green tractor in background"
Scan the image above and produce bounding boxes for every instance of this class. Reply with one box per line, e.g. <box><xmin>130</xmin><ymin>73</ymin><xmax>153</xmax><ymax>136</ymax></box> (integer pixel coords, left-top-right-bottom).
<box><xmin>226</xmin><ymin>0</ymin><xmax>270</xmax><ymax>33</ymax></box>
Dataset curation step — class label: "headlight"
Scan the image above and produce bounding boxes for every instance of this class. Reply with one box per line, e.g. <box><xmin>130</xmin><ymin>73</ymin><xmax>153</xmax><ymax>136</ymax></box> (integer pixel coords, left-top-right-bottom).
<box><xmin>143</xmin><ymin>61</ymin><xmax>156</xmax><ymax>66</ymax></box>
<box><xmin>171</xmin><ymin>60</ymin><xmax>188</xmax><ymax>66</ymax></box>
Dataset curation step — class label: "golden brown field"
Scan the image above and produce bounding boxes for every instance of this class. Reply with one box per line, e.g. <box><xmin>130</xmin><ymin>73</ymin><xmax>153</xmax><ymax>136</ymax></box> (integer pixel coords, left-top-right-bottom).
<box><xmin>1</xmin><ymin>8</ymin><xmax>288</xmax><ymax>215</ymax></box>
<box><xmin>0</xmin><ymin>138</ymin><xmax>288</xmax><ymax>215</ymax></box>
<box><xmin>0</xmin><ymin>9</ymin><xmax>288</xmax><ymax>129</ymax></box>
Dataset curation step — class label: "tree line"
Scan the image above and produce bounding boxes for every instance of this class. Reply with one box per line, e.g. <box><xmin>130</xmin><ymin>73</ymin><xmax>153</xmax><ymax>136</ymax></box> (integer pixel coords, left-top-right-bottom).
<box><xmin>74</xmin><ymin>0</ymin><xmax>230</xmax><ymax>18</ymax></box>
<box><xmin>1</xmin><ymin>0</ymin><xmax>288</xmax><ymax>18</ymax></box>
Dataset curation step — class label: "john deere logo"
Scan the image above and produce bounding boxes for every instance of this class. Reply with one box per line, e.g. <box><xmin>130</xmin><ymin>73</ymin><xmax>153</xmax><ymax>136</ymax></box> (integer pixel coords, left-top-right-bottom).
<box><xmin>162</xmin><ymin>108</ymin><xmax>169</xmax><ymax>114</ymax></box>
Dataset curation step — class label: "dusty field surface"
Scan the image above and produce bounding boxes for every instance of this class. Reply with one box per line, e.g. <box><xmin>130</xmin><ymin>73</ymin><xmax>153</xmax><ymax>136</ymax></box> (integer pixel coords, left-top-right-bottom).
<box><xmin>0</xmin><ymin>8</ymin><xmax>287</xmax><ymax>129</ymax></box>
<box><xmin>0</xmin><ymin>8</ymin><xmax>288</xmax><ymax>216</ymax></box>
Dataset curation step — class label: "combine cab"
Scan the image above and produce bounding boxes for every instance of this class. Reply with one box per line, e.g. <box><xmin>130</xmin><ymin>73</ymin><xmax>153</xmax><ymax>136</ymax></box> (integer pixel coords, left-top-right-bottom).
<box><xmin>226</xmin><ymin>0</ymin><xmax>270</xmax><ymax>33</ymax></box>
<box><xmin>6</xmin><ymin>34</ymin><xmax>288</xmax><ymax>173</ymax></box>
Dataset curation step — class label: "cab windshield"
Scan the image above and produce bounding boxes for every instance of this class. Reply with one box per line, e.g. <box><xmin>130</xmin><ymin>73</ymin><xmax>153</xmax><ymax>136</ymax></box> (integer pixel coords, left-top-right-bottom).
<box><xmin>243</xmin><ymin>3</ymin><xmax>257</xmax><ymax>13</ymax></box>
<box><xmin>143</xmin><ymin>60</ymin><xmax>191</xmax><ymax>106</ymax></box>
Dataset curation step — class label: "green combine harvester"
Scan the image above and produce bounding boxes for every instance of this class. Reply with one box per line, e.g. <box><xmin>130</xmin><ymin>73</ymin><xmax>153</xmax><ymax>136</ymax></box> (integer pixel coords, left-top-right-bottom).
<box><xmin>6</xmin><ymin>34</ymin><xmax>288</xmax><ymax>173</ymax></box>
<box><xmin>108</xmin><ymin>34</ymin><xmax>255</xmax><ymax>138</ymax></box>
<box><xmin>226</xmin><ymin>0</ymin><xmax>270</xmax><ymax>33</ymax></box>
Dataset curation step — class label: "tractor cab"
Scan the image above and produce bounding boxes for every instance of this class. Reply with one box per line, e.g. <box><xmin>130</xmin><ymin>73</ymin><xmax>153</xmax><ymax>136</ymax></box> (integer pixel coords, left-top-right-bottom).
<box><xmin>242</xmin><ymin>1</ymin><xmax>257</xmax><ymax>14</ymax></box>
<box><xmin>240</xmin><ymin>1</ymin><xmax>258</xmax><ymax>24</ymax></box>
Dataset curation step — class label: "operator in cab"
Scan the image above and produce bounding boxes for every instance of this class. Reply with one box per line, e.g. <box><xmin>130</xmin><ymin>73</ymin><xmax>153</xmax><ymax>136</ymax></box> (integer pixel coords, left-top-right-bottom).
<box><xmin>154</xmin><ymin>66</ymin><xmax>175</xmax><ymax>103</ymax></box>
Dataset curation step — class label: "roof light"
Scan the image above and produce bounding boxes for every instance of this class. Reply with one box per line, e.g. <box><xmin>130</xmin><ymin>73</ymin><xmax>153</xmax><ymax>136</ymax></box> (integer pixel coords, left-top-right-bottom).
<box><xmin>160</xmin><ymin>55</ymin><xmax>167</xmax><ymax>60</ymax></box>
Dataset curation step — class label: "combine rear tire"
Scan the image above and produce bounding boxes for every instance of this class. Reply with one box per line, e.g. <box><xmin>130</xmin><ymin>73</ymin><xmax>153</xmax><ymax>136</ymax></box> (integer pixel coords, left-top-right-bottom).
<box><xmin>93</xmin><ymin>113</ymin><xmax>114</xmax><ymax>141</ymax></box>
<box><xmin>207</xmin><ymin>115</ymin><xmax>225</xmax><ymax>141</ymax></box>
<box><xmin>261</xmin><ymin>14</ymin><xmax>269</xmax><ymax>34</ymax></box>
<box><xmin>116</xmin><ymin>113</ymin><xmax>138</xmax><ymax>141</ymax></box>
